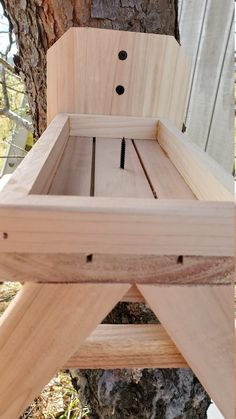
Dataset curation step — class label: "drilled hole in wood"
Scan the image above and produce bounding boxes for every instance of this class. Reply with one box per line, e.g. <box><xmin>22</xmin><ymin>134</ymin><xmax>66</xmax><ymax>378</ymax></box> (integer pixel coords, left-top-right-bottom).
<box><xmin>86</xmin><ymin>254</ymin><xmax>93</xmax><ymax>263</ymax></box>
<box><xmin>177</xmin><ymin>255</ymin><xmax>184</xmax><ymax>264</ymax></box>
<box><xmin>3</xmin><ymin>232</ymin><xmax>8</xmax><ymax>240</ymax></box>
<box><xmin>118</xmin><ymin>50</ymin><xmax>128</xmax><ymax>60</ymax></box>
<box><xmin>116</xmin><ymin>85</ymin><xmax>125</xmax><ymax>95</ymax></box>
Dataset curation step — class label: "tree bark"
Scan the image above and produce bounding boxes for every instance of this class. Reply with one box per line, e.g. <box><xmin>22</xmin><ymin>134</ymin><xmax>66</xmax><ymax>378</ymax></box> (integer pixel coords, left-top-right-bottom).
<box><xmin>1</xmin><ymin>1</ymin><xmax>211</xmax><ymax>417</ymax></box>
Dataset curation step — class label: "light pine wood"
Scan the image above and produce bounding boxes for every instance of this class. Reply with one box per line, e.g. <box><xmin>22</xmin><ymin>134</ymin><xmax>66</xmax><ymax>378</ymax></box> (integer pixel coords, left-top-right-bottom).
<box><xmin>69</xmin><ymin>114</ymin><xmax>158</xmax><ymax>139</ymax></box>
<box><xmin>168</xmin><ymin>47</ymin><xmax>191</xmax><ymax>128</ymax></box>
<box><xmin>0</xmin><ymin>198</ymin><xmax>233</xmax><ymax>256</ymax></box>
<box><xmin>0</xmin><ymin>114</ymin><xmax>69</xmax><ymax>201</ymax></box>
<box><xmin>138</xmin><ymin>284</ymin><xmax>234</xmax><ymax>419</ymax></box>
<box><xmin>65</xmin><ymin>324</ymin><xmax>188</xmax><ymax>369</ymax></box>
<box><xmin>133</xmin><ymin>140</ymin><xmax>195</xmax><ymax>199</ymax></box>
<box><xmin>49</xmin><ymin>136</ymin><xmax>92</xmax><ymax>196</ymax></box>
<box><xmin>157</xmin><ymin>119</ymin><xmax>234</xmax><ymax>201</ymax></box>
<box><xmin>0</xmin><ymin>282</ymin><xmax>130</xmax><ymax>419</ymax></box>
<box><xmin>235</xmin><ymin>319</ymin><xmax>236</xmax><ymax>419</ymax></box>
<box><xmin>122</xmin><ymin>285</ymin><xmax>144</xmax><ymax>302</ymax></box>
<box><xmin>47</xmin><ymin>28</ymin><xmax>190</xmax><ymax>128</ymax></box>
<box><xmin>0</xmin><ymin>253</ymin><xmax>233</xmax><ymax>285</ymax></box>
<box><xmin>95</xmin><ymin>138</ymin><xmax>153</xmax><ymax>198</ymax></box>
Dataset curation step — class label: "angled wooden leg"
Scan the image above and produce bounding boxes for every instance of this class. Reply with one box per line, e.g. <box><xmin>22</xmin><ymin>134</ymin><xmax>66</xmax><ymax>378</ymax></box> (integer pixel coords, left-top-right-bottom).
<box><xmin>0</xmin><ymin>282</ymin><xmax>131</xmax><ymax>419</ymax></box>
<box><xmin>138</xmin><ymin>284</ymin><xmax>234</xmax><ymax>419</ymax></box>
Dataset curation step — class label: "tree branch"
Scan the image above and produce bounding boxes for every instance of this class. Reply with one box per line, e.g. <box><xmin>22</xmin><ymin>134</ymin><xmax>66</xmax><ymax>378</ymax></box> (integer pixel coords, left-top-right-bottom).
<box><xmin>0</xmin><ymin>108</ymin><xmax>33</xmax><ymax>131</ymax></box>
<box><xmin>0</xmin><ymin>80</ymin><xmax>24</xmax><ymax>94</ymax></box>
<box><xmin>0</xmin><ymin>56</ymin><xmax>19</xmax><ymax>77</ymax></box>
<box><xmin>1</xmin><ymin>64</ymin><xmax>10</xmax><ymax>109</ymax></box>
<box><xmin>4</xmin><ymin>138</ymin><xmax>28</xmax><ymax>153</ymax></box>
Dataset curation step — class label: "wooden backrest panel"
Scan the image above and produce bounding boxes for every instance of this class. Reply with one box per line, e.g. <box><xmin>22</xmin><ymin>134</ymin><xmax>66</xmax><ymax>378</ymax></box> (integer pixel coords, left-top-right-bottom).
<box><xmin>47</xmin><ymin>28</ymin><xmax>191</xmax><ymax>128</ymax></box>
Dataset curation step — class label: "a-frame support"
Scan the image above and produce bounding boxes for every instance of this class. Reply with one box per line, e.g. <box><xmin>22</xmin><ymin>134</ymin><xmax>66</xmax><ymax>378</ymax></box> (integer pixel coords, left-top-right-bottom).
<box><xmin>0</xmin><ymin>283</ymin><xmax>131</xmax><ymax>419</ymax></box>
<box><xmin>0</xmin><ymin>283</ymin><xmax>233</xmax><ymax>419</ymax></box>
<box><xmin>138</xmin><ymin>284</ymin><xmax>234</xmax><ymax>419</ymax></box>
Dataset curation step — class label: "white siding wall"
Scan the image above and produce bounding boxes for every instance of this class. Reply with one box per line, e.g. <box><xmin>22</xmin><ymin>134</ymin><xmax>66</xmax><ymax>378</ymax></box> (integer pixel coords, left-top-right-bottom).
<box><xmin>179</xmin><ymin>0</ymin><xmax>234</xmax><ymax>173</ymax></box>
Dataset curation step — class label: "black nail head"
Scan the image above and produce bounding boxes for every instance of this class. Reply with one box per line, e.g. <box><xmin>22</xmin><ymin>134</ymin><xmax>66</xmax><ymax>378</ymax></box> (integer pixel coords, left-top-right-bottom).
<box><xmin>3</xmin><ymin>232</ymin><xmax>8</xmax><ymax>239</ymax></box>
<box><xmin>118</xmin><ymin>50</ymin><xmax>128</xmax><ymax>60</ymax></box>
<box><xmin>116</xmin><ymin>85</ymin><xmax>125</xmax><ymax>95</ymax></box>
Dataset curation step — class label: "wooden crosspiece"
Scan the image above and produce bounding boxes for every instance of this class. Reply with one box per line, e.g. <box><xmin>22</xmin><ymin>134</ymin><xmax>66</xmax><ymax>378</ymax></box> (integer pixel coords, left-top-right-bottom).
<box><xmin>0</xmin><ymin>28</ymin><xmax>234</xmax><ymax>418</ymax></box>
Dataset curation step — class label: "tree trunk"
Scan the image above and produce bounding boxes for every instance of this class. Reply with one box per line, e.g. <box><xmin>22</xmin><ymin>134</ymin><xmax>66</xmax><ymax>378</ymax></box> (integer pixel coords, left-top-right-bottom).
<box><xmin>1</xmin><ymin>1</ymin><xmax>211</xmax><ymax>417</ymax></box>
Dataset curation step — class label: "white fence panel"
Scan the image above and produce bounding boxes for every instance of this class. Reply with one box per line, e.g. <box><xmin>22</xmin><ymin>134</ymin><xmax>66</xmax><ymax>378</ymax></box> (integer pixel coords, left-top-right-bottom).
<box><xmin>179</xmin><ymin>0</ymin><xmax>234</xmax><ymax>173</ymax></box>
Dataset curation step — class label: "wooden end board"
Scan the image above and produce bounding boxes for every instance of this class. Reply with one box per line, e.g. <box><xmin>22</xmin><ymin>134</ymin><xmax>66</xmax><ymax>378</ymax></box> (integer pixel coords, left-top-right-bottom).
<box><xmin>47</xmin><ymin>28</ymin><xmax>191</xmax><ymax>129</ymax></box>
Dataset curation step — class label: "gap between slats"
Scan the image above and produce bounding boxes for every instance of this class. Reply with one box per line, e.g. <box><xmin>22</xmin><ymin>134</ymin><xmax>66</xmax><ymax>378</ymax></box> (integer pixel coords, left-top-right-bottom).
<box><xmin>48</xmin><ymin>136</ymin><xmax>196</xmax><ymax>201</ymax></box>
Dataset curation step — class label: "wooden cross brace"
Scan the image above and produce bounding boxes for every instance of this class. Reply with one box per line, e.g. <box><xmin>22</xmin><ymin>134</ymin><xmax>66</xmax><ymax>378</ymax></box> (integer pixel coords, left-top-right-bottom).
<box><xmin>0</xmin><ymin>282</ymin><xmax>234</xmax><ymax>419</ymax></box>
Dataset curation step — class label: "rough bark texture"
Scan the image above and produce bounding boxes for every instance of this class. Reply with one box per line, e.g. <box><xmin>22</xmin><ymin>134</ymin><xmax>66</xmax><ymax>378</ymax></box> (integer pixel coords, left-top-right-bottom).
<box><xmin>1</xmin><ymin>1</ymin><xmax>211</xmax><ymax>418</ymax></box>
<box><xmin>77</xmin><ymin>369</ymin><xmax>211</xmax><ymax>419</ymax></box>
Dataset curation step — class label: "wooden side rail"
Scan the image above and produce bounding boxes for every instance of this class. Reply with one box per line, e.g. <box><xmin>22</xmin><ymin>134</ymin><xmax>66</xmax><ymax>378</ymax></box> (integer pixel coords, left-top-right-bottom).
<box><xmin>157</xmin><ymin>119</ymin><xmax>233</xmax><ymax>201</ymax></box>
<box><xmin>0</xmin><ymin>254</ymin><xmax>233</xmax><ymax>285</ymax></box>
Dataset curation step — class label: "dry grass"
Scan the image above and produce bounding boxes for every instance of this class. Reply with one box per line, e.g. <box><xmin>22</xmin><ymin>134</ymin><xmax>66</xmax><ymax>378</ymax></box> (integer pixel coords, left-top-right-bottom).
<box><xmin>0</xmin><ymin>282</ymin><xmax>89</xmax><ymax>419</ymax></box>
<box><xmin>0</xmin><ymin>281</ymin><xmax>21</xmax><ymax>314</ymax></box>
<box><xmin>21</xmin><ymin>371</ymin><xmax>89</xmax><ymax>419</ymax></box>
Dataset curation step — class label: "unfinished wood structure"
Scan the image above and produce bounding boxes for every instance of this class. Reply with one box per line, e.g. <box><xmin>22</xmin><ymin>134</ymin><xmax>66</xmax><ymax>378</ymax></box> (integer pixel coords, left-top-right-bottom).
<box><xmin>0</xmin><ymin>28</ymin><xmax>234</xmax><ymax>419</ymax></box>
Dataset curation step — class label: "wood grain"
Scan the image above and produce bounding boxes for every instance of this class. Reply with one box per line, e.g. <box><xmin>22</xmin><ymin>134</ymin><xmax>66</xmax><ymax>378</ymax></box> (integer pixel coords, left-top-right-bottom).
<box><xmin>47</xmin><ymin>28</ymin><xmax>190</xmax><ymax>128</ymax></box>
<box><xmin>0</xmin><ymin>282</ymin><xmax>130</xmax><ymax>419</ymax></box>
<box><xmin>138</xmin><ymin>284</ymin><xmax>234</xmax><ymax>419</ymax></box>
<box><xmin>95</xmin><ymin>138</ymin><xmax>153</xmax><ymax>198</ymax></box>
<box><xmin>0</xmin><ymin>254</ymin><xmax>233</xmax><ymax>285</ymax></box>
<box><xmin>0</xmin><ymin>114</ymin><xmax>69</xmax><ymax>201</ymax></box>
<box><xmin>122</xmin><ymin>285</ymin><xmax>144</xmax><ymax>302</ymax></box>
<box><xmin>65</xmin><ymin>324</ymin><xmax>188</xmax><ymax>369</ymax></box>
<box><xmin>133</xmin><ymin>139</ymin><xmax>195</xmax><ymax>199</ymax></box>
<box><xmin>69</xmin><ymin>114</ymin><xmax>158</xmax><ymax>139</ymax></box>
<box><xmin>168</xmin><ymin>46</ymin><xmax>191</xmax><ymax>129</ymax></box>
<box><xmin>0</xmin><ymin>198</ymin><xmax>233</xmax><ymax>256</ymax></box>
<box><xmin>157</xmin><ymin>119</ymin><xmax>234</xmax><ymax>201</ymax></box>
<box><xmin>49</xmin><ymin>136</ymin><xmax>92</xmax><ymax>196</ymax></box>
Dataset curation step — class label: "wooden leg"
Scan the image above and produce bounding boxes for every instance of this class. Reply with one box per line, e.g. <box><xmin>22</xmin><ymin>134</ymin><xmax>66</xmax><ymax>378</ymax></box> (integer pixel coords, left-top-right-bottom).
<box><xmin>138</xmin><ymin>284</ymin><xmax>234</xmax><ymax>419</ymax></box>
<box><xmin>0</xmin><ymin>282</ymin><xmax>130</xmax><ymax>419</ymax></box>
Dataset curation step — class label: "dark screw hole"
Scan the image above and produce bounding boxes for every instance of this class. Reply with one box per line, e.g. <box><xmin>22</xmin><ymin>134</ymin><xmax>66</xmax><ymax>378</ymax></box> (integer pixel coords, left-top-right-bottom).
<box><xmin>118</xmin><ymin>50</ymin><xmax>128</xmax><ymax>60</ymax></box>
<box><xmin>86</xmin><ymin>254</ymin><xmax>93</xmax><ymax>263</ymax></box>
<box><xmin>177</xmin><ymin>255</ymin><xmax>183</xmax><ymax>264</ymax></box>
<box><xmin>3</xmin><ymin>232</ymin><xmax>8</xmax><ymax>240</ymax></box>
<box><xmin>116</xmin><ymin>85</ymin><xmax>125</xmax><ymax>95</ymax></box>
